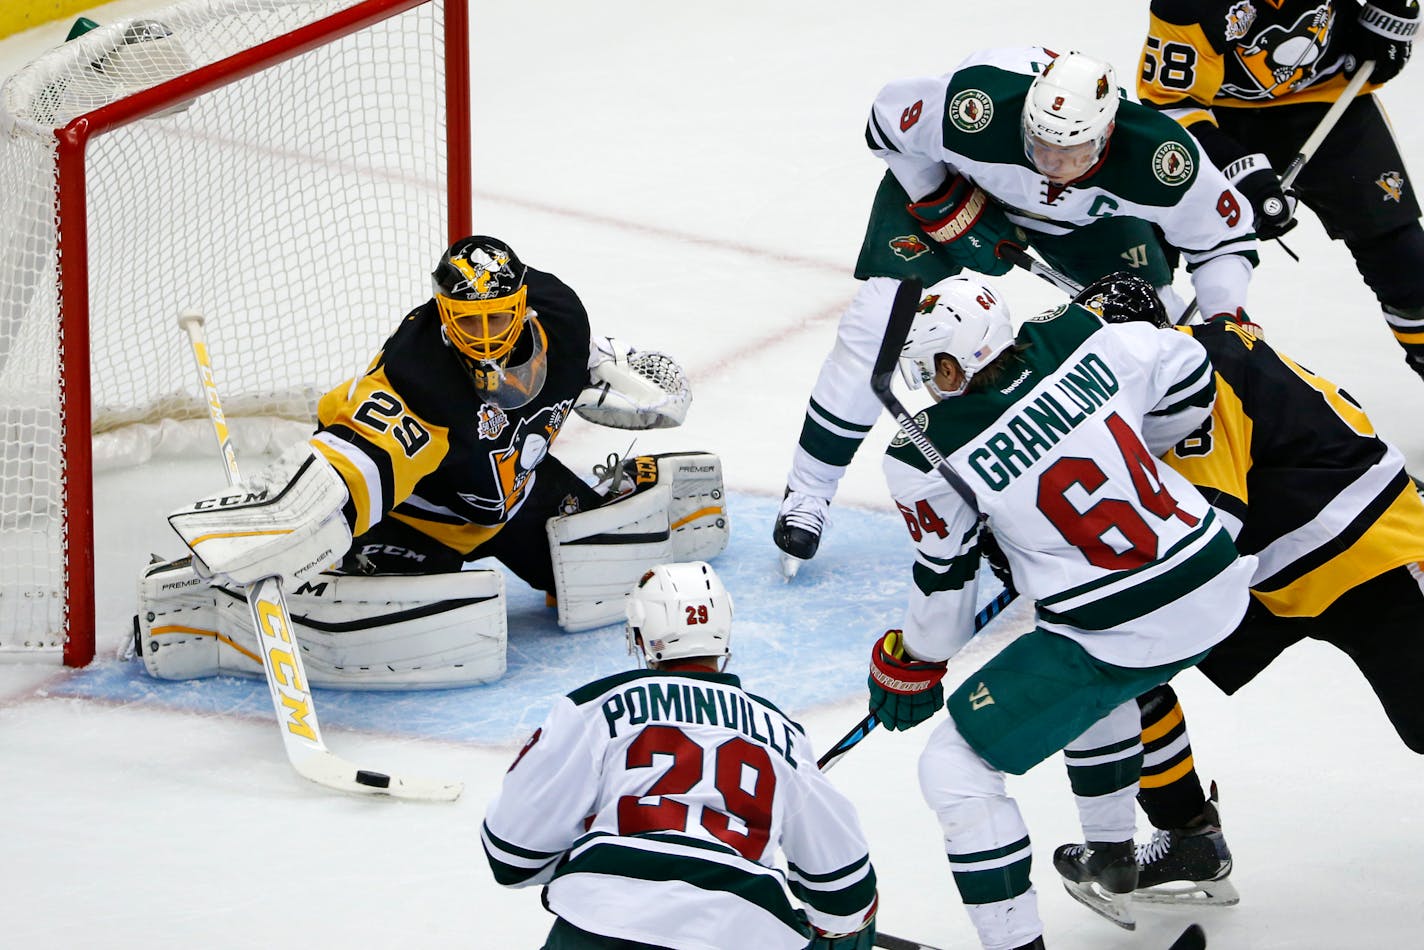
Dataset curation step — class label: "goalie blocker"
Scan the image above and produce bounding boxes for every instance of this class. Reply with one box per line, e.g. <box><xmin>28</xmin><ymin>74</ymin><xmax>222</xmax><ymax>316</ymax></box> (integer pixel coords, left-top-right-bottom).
<box><xmin>138</xmin><ymin>451</ymin><xmax>728</xmax><ymax>684</ymax></box>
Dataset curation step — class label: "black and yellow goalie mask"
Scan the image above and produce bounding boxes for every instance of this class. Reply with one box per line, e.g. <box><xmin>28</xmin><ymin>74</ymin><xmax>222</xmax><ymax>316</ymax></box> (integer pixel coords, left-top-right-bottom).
<box><xmin>433</xmin><ymin>236</ymin><xmax>547</xmax><ymax>409</ymax></box>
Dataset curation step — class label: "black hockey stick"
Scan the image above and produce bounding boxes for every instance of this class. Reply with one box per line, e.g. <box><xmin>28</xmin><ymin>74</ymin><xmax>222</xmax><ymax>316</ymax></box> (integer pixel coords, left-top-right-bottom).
<box><xmin>875</xmin><ymin>921</ymin><xmax>1205</xmax><ymax>950</ymax></box>
<box><xmin>816</xmin><ymin>584</ymin><xmax>1017</xmax><ymax>772</ymax></box>
<box><xmin>998</xmin><ymin>243</ymin><xmax>1081</xmax><ymax>297</ymax></box>
<box><xmin>869</xmin><ymin>278</ymin><xmax>979</xmax><ymax>511</ymax></box>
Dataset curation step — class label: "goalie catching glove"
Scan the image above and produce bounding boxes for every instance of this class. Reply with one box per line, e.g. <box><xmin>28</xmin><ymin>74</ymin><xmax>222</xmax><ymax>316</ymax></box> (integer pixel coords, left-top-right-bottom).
<box><xmin>906</xmin><ymin>172</ymin><xmax>1024</xmax><ymax>277</ymax></box>
<box><xmin>868</xmin><ymin>630</ymin><xmax>948</xmax><ymax>731</ymax></box>
<box><xmin>576</xmin><ymin>336</ymin><xmax>691</xmax><ymax>429</ymax></box>
<box><xmin>167</xmin><ymin>442</ymin><xmax>352</xmax><ymax>591</ymax></box>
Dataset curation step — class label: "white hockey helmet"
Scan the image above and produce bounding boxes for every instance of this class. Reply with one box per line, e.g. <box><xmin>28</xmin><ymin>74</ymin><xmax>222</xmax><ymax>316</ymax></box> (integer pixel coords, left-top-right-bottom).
<box><xmin>900</xmin><ymin>277</ymin><xmax>1015</xmax><ymax>398</ymax></box>
<box><xmin>1021</xmin><ymin>52</ymin><xmax>1119</xmax><ymax>179</ymax></box>
<box><xmin>626</xmin><ymin>561</ymin><xmax>733</xmax><ymax>669</ymax></box>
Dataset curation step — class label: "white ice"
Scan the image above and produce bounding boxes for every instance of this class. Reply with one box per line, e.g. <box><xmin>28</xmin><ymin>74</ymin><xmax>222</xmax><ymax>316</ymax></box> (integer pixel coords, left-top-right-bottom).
<box><xmin>2</xmin><ymin>1</ymin><xmax>1423</xmax><ymax>947</ymax></box>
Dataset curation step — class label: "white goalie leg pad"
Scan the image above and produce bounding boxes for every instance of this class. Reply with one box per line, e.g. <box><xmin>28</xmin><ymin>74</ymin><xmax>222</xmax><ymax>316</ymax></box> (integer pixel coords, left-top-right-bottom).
<box><xmin>137</xmin><ymin>560</ymin><xmax>507</xmax><ymax>689</ymax></box>
<box><xmin>547</xmin><ymin>483</ymin><xmax>675</xmax><ymax>631</ymax></box>
<box><xmin>627</xmin><ymin>452</ymin><xmax>730</xmax><ymax>561</ymax></box>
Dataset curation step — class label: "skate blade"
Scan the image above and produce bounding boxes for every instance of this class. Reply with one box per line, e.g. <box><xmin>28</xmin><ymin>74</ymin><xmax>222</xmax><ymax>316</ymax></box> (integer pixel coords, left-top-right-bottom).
<box><xmin>1061</xmin><ymin>880</ymin><xmax>1137</xmax><ymax>930</ymax></box>
<box><xmin>1136</xmin><ymin>876</ymin><xmax>1240</xmax><ymax>907</ymax></box>
<box><xmin>779</xmin><ymin>552</ymin><xmax>805</xmax><ymax>581</ymax></box>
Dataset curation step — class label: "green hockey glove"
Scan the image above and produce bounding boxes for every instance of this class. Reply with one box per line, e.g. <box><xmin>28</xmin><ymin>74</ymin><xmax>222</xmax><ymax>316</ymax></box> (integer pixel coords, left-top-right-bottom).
<box><xmin>906</xmin><ymin>173</ymin><xmax>1023</xmax><ymax>277</ymax></box>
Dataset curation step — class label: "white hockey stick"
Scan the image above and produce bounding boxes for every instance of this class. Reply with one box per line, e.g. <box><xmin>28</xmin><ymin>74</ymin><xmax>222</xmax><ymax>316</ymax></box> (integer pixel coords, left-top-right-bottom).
<box><xmin>178</xmin><ymin>311</ymin><xmax>463</xmax><ymax>801</ymax></box>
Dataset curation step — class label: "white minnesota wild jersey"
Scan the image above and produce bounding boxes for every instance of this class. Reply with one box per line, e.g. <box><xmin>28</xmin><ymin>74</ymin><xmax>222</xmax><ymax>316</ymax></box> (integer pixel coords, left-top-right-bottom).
<box><xmin>482</xmin><ymin>668</ymin><xmax>877</xmax><ymax>950</ymax></box>
<box><xmin>864</xmin><ymin>46</ymin><xmax>1257</xmax><ymax>270</ymax></box>
<box><xmin>884</xmin><ymin>304</ymin><xmax>1256</xmax><ymax>668</ymax></box>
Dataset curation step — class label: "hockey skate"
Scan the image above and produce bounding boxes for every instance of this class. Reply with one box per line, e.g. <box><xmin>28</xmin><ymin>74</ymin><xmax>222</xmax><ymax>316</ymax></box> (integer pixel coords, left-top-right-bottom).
<box><xmin>1052</xmin><ymin>839</ymin><xmax>1138</xmax><ymax>930</ymax></box>
<box><xmin>1134</xmin><ymin>792</ymin><xmax>1239</xmax><ymax>907</ymax></box>
<box><xmin>773</xmin><ymin>488</ymin><xmax>829</xmax><ymax>580</ymax></box>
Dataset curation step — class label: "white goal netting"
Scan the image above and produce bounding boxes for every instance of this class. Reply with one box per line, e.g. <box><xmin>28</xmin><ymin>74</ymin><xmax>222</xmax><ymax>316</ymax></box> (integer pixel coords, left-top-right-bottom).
<box><xmin>0</xmin><ymin>0</ymin><xmax>463</xmax><ymax>662</ymax></box>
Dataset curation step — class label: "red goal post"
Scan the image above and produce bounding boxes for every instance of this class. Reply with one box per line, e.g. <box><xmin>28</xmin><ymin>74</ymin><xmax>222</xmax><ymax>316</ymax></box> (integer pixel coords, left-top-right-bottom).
<box><xmin>0</xmin><ymin>0</ymin><xmax>472</xmax><ymax>666</ymax></box>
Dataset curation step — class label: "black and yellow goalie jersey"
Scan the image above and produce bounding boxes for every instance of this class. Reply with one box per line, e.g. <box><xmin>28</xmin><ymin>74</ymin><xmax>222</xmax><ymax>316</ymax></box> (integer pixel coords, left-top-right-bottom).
<box><xmin>310</xmin><ymin>267</ymin><xmax>592</xmax><ymax>556</ymax></box>
<box><xmin>1163</xmin><ymin>321</ymin><xmax>1424</xmax><ymax>616</ymax></box>
<box><xmin>1138</xmin><ymin>0</ymin><xmax>1381</xmax><ymax>124</ymax></box>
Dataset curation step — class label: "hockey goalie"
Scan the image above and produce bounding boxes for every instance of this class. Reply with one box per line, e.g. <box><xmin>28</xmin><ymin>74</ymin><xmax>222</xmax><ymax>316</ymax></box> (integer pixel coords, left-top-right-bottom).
<box><xmin>134</xmin><ymin>236</ymin><xmax>728</xmax><ymax>690</ymax></box>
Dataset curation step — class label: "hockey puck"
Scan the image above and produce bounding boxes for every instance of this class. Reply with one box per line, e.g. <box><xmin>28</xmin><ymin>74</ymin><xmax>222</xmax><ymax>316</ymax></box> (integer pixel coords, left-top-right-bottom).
<box><xmin>355</xmin><ymin>770</ymin><xmax>392</xmax><ymax>789</ymax></box>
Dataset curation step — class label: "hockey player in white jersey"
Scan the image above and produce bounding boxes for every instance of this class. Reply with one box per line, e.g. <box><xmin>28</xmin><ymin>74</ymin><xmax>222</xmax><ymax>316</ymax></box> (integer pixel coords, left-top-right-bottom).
<box><xmin>482</xmin><ymin>562</ymin><xmax>879</xmax><ymax>950</ymax></box>
<box><xmin>866</xmin><ymin>278</ymin><xmax>1255</xmax><ymax>947</ymax></box>
<box><xmin>775</xmin><ymin>46</ymin><xmax>1259</xmax><ymax>578</ymax></box>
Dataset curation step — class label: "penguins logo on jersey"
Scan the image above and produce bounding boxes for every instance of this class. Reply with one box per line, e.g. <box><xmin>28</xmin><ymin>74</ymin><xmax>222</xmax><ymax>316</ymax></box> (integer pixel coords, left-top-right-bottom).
<box><xmin>1377</xmin><ymin>171</ymin><xmax>1405</xmax><ymax>202</ymax></box>
<box><xmin>1224</xmin><ymin>5</ymin><xmax>1334</xmax><ymax>99</ymax></box>
<box><xmin>1225</xmin><ymin>1</ymin><xmax>1258</xmax><ymax>41</ymax></box>
<box><xmin>458</xmin><ymin>398</ymin><xmax>574</xmax><ymax>517</ymax></box>
<box><xmin>477</xmin><ymin>402</ymin><xmax>509</xmax><ymax>440</ymax></box>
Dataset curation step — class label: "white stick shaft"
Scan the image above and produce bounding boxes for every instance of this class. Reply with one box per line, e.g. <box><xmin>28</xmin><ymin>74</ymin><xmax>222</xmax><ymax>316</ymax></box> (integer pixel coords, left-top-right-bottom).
<box><xmin>175</xmin><ymin>311</ymin><xmax>462</xmax><ymax>800</ymax></box>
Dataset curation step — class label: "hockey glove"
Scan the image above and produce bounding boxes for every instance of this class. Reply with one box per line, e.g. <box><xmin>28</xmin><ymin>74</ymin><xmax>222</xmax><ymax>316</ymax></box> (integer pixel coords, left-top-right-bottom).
<box><xmin>1072</xmin><ymin>271</ymin><xmax>1168</xmax><ymax>328</ymax></box>
<box><xmin>1208</xmin><ymin>308</ymin><xmax>1265</xmax><ymax>340</ymax></box>
<box><xmin>868</xmin><ymin>630</ymin><xmax>948</xmax><ymax>731</ymax></box>
<box><xmin>977</xmin><ymin>518</ymin><xmax>1015</xmax><ymax>591</ymax></box>
<box><xmin>906</xmin><ymin>173</ymin><xmax>1023</xmax><ymax>277</ymax></box>
<box><xmin>1349</xmin><ymin>0</ymin><xmax>1419</xmax><ymax>84</ymax></box>
<box><xmin>1222</xmin><ymin>154</ymin><xmax>1296</xmax><ymax>241</ymax></box>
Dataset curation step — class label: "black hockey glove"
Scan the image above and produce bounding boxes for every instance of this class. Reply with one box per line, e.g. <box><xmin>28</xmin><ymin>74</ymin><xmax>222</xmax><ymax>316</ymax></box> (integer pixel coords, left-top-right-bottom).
<box><xmin>1072</xmin><ymin>272</ymin><xmax>1169</xmax><ymax>328</ymax></box>
<box><xmin>1348</xmin><ymin>0</ymin><xmax>1420</xmax><ymax>84</ymax></box>
<box><xmin>1222</xmin><ymin>153</ymin><xmax>1296</xmax><ymax>241</ymax></box>
<box><xmin>977</xmin><ymin>518</ymin><xmax>1014</xmax><ymax>591</ymax></box>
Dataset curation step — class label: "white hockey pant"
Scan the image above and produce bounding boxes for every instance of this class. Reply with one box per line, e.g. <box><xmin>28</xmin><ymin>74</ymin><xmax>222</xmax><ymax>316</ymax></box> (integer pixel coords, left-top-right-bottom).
<box><xmin>136</xmin><ymin>559</ymin><xmax>507</xmax><ymax>689</ymax></box>
<box><xmin>918</xmin><ymin>715</ymin><xmax>1043</xmax><ymax>950</ymax></box>
<box><xmin>785</xmin><ymin>278</ymin><xmax>900</xmax><ymax>500</ymax></box>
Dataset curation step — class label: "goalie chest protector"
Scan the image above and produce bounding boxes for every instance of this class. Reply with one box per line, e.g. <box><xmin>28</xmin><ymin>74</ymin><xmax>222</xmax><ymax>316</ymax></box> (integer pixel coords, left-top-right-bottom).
<box><xmin>317</xmin><ymin>267</ymin><xmax>593</xmax><ymax>531</ymax></box>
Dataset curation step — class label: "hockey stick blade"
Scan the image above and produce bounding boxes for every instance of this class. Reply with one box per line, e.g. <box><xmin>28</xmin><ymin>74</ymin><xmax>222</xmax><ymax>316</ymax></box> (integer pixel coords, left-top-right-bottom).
<box><xmin>1169</xmin><ymin>923</ymin><xmax>1207</xmax><ymax>950</ymax></box>
<box><xmin>292</xmin><ymin>745</ymin><xmax>463</xmax><ymax>802</ymax></box>
<box><xmin>817</xmin><ymin>584</ymin><xmax>1018</xmax><ymax>771</ymax></box>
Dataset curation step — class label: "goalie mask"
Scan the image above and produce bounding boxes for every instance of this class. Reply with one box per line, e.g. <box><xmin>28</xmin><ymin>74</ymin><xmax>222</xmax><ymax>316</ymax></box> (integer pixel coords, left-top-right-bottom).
<box><xmin>1022</xmin><ymin>52</ymin><xmax>1119</xmax><ymax>184</ymax></box>
<box><xmin>626</xmin><ymin>562</ymin><xmax>732</xmax><ymax>669</ymax></box>
<box><xmin>900</xmin><ymin>277</ymin><xmax>1015</xmax><ymax>398</ymax></box>
<box><xmin>434</xmin><ymin>236</ymin><xmax>547</xmax><ymax>409</ymax></box>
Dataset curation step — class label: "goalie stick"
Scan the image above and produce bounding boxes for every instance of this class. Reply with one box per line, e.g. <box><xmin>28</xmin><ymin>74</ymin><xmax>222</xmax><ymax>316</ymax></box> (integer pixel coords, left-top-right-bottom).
<box><xmin>816</xmin><ymin>584</ymin><xmax>1017</xmax><ymax>772</ymax></box>
<box><xmin>874</xmin><ymin>922</ymin><xmax>1206</xmax><ymax>950</ymax></box>
<box><xmin>178</xmin><ymin>311</ymin><xmax>462</xmax><ymax>801</ymax></box>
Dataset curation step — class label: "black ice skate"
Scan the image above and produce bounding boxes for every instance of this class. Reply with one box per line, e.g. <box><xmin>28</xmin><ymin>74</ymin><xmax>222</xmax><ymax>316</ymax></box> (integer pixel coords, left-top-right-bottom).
<box><xmin>773</xmin><ymin>488</ymin><xmax>829</xmax><ymax>579</ymax></box>
<box><xmin>1053</xmin><ymin>839</ymin><xmax>1138</xmax><ymax>930</ymax></box>
<box><xmin>1135</xmin><ymin>792</ymin><xmax>1239</xmax><ymax>907</ymax></box>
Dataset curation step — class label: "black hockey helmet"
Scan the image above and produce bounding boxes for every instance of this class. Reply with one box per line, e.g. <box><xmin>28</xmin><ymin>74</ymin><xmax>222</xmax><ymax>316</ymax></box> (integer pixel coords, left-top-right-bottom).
<box><xmin>1072</xmin><ymin>272</ymin><xmax>1168</xmax><ymax>329</ymax></box>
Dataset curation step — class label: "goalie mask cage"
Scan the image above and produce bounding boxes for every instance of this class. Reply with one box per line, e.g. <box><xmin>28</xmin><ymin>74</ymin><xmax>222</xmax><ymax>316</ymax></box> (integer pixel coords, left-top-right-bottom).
<box><xmin>0</xmin><ymin>0</ymin><xmax>472</xmax><ymax>666</ymax></box>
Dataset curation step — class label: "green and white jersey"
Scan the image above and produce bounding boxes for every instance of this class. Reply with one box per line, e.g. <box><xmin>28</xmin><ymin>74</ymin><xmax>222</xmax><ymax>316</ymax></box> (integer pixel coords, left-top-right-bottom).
<box><xmin>482</xmin><ymin>668</ymin><xmax>877</xmax><ymax>950</ymax></box>
<box><xmin>864</xmin><ymin>46</ymin><xmax>1258</xmax><ymax>279</ymax></box>
<box><xmin>883</xmin><ymin>304</ymin><xmax>1255</xmax><ymax>668</ymax></box>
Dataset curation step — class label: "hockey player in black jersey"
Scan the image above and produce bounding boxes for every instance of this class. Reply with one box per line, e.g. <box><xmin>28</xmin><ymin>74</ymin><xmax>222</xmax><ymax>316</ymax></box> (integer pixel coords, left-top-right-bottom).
<box><xmin>135</xmin><ymin>236</ymin><xmax>729</xmax><ymax>690</ymax></box>
<box><xmin>1057</xmin><ymin>273</ymin><xmax>1424</xmax><ymax>906</ymax></box>
<box><xmin>1138</xmin><ymin>0</ymin><xmax>1424</xmax><ymax>381</ymax></box>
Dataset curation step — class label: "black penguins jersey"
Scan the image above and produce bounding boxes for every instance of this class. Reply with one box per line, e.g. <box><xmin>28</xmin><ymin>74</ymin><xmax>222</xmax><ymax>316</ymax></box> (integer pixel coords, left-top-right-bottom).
<box><xmin>311</xmin><ymin>267</ymin><xmax>592</xmax><ymax>554</ymax></box>
<box><xmin>1162</xmin><ymin>321</ymin><xmax>1424</xmax><ymax>617</ymax></box>
<box><xmin>1138</xmin><ymin>0</ymin><xmax>1380</xmax><ymax>122</ymax></box>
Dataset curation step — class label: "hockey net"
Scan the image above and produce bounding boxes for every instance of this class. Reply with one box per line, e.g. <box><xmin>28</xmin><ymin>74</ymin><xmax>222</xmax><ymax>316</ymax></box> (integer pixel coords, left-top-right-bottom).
<box><xmin>0</xmin><ymin>0</ymin><xmax>471</xmax><ymax>665</ymax></box>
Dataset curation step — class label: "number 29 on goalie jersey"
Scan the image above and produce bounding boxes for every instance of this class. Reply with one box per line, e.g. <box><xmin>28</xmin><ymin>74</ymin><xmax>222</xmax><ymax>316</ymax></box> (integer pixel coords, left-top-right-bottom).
<box><xmin>481</xmin><ymin>668</ymin><xmax>878</xmax><ymax>949</ymax></box>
